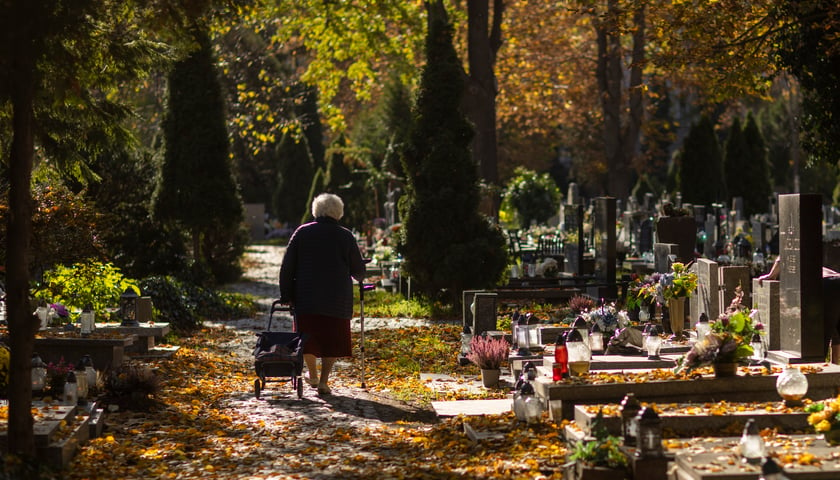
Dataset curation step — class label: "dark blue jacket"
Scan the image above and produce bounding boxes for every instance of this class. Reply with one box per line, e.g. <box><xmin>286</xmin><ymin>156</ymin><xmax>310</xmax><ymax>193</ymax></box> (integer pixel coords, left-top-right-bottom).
<box><xmin>279</xmin><ymin>217</ymin><xmax>365</xmax><ymax>319</ymax></box>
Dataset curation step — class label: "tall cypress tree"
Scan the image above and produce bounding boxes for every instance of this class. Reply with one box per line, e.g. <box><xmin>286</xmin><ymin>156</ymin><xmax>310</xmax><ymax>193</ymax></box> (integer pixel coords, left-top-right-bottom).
<box><xmin>397</xmin><ymin>0</ymin><xmax>507</xmax><ymax>306</ymax></box>
<box><xmin>678</xmin><ymin>116</ymin><xmax>725</xmax><ymax>208</ymax></box>
<box><xmin>153</xmin><ymin>30</ymin><xmax>244</xmax><ymax>283</ymax></box>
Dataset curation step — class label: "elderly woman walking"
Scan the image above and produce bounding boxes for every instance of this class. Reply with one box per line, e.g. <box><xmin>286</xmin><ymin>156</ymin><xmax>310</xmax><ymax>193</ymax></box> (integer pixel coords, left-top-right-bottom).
<box><xmin>279</xmin><ymin>193</ymin><xmax>366</xmax><ymax>395</ymax></box>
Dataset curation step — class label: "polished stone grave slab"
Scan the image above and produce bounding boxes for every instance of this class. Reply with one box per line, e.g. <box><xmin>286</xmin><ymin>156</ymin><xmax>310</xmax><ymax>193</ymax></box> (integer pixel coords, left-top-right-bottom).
<box><xmin>96</xmin><ymin>322</ymin><xmax>170</xmax><ymax>354</ymax></box>
<box><xmin>535</xmin><ymin>363</ymin><xmax>840</xmax><ymax>420</ymax></box>
<box><xmin>33</xmin><ymin>332</ymin><xmax>136</xmax><ymax>369</ymax></box>
<box><xmin>573</xmin><ymin>402</ymin><xmax>809</xmax><ymax>438</ymax></box>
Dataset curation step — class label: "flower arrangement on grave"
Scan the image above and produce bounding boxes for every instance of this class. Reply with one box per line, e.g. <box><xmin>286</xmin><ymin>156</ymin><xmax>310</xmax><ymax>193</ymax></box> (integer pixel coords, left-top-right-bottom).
<box><xmin>536</xmin><ymin>257</ymin><xmax>559</xmax><ymax>278</ymax></box>
<box><xmin>569</xmin><ymin>409</ymin><xmax>629</xmax><ymax>471</ymax></box>
<box><xmin>659</xmin><ymin>262</ymin><xmax>698</xmax><ymax>301</ymax></box>
<box><xmin>624</xmin><ymin>273</ymin><xmax>658</xmax><ymax>311</ymax></box>
<box><xmin>466</xmin><ymin>334</ymin><xmax>510</xmax><ymax>371</ymax></box>
<box><xmin>568</xmin><ymin>295</ymin><xmax>596</xmax><ymax>316</ymax></box>
<box><xmin>582</xmin><ymin>301</ymin><xmax>630</xmax><ymax>333</ymax></box>
<box><xmin>805</xmin><ymin>394</ymin><xmax>840</xmax><ymax>444</ymax></box>
<box><xmin>45</xmin><ymin>357</ymin><xmax>74</xmax><ymax>396</ymax></box>
<box><xmin>675</xmin><ymin>286</ymin><xmax>759</xmax><ymax>374</ymax></box>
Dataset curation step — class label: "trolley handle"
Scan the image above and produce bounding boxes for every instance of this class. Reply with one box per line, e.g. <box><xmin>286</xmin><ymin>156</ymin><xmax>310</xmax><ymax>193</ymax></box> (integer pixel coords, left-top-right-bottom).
<box><xmin>268</xmin><ymin>300</ymin><xmax>293</xmax><ymax>332</ymax></box>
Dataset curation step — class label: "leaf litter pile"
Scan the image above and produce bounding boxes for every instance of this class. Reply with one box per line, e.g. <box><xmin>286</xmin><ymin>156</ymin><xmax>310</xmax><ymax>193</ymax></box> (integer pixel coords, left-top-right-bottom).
<box><xmin>67</xmin><ymin>324</ymin><xmax>570</xmax><ymax>479</ymax></box>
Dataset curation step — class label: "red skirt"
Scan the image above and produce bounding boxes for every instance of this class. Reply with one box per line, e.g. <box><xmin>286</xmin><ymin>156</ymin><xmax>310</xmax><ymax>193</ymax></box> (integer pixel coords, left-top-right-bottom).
<box><xmin>296</xmin><ymin>313</ymin><xmax>352</xmax><ymax>358</ymax></box>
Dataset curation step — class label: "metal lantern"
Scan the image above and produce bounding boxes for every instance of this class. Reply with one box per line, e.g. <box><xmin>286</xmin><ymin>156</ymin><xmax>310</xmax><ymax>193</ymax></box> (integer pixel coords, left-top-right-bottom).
<box><xmin>119</xmin><ymin>287</ymin><xmax>140</xmax><ymax>327</ymax></box>
<box><xmin>776</xmin><ymin>365</ymin><xmax>808</xmax><ymax>406</ymax></box>
<box><xmin>645</xmin><ymin>324</ymin><xmax>662</xmax><ymax>360</ymax></box>
<box><xmin>738</xmin><ymin>418</ymin><xmax>765</xmax><ymax>465</ymax></box>
<box><xmin>620</xmin><ymin>393</ymin><xmax>642</xmax><ymax>447</ymax></box>
<box><xmin>636</xmin><ymin>407</ymin><xmax>664</xmax><ymax>458</ymax></box>
<box><xmin>79</xmin><ymin>304</ymin><xmax>95</xmax><ymax>336</ymax></box>
<box><xmin>589</xmin><ymin>323</ymin><xmax>604</xmax><ymax>354</ymax></box>
<box><xmin>31</xmin><ymin>353</ymin><xmax>47</xmax><ymax>393</ymax></box>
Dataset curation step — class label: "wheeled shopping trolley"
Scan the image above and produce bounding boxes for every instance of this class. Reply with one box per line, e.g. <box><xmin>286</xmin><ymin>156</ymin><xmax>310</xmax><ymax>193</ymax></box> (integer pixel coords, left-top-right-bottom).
<box><xmin>253</xmin><ymin>301</ymin><xmax>307</xmax><ymax>399</ymax></box>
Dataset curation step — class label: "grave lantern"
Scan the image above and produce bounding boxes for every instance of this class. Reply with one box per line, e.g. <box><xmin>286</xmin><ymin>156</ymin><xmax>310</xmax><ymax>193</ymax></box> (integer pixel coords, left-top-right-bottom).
<box><xmin>589</xmin><ymin>323</ymin><xmax>604</xmax><ymax>354</ymax></box>
<box><xmin>460</xmin><ymin>324</ymin><xmax>473</xmax><ymax>357</ymax></box>
<box><xmin>695</xmin><ymin>313</ymin><xmax>711</xmax><ymax>344</ymax></box>
<box><xmin>750</xmin><ymin>332</ymin><xmax>765</xmax><ymax>364</ymax></box>
<box><xmin>79</xmin><ymin>354</ymin><xmax>97</xmax><ymax>391</ymax></box>
<box><xmin>79</xmin><ymin>304</ymin><xmax>95</xmax><ymax>336</ymax></box>
<box><xmin>565</xmin><ymin>329</ymin><xmax>590</xmax><ymax>377</ymax></box>
<box><xmin>518</xmin><ymin>381</ymin><xmax>542</xmax><ymax>424</ymax></box>
<box><xmin>620</xmin><ymin>393</ymin><xmax>642</xmax><ymax>447</ymax></box>
<box><xmin>119</xmin><ymin>287</ymin><xmax>140</xmax><ymax>327</ymax></box>
<box><xmin>776</xmin><ymin>365</ymin><xmax>808</xmax><ymax>407</ymax></box>
<box><xmin>645</xmin><ymin>324</ymin><xmax>662</xmax><ymax>360</ymax></box>
<box><xmin>759</xmin><ymin>458</ymin><xmax>790</xmax><ymax>480</ymax></box>
<box><xmin>571</xmin><ymin>316</ymin><xmax>590</xmax><ymax>353</ymax></box>
<box><xmin>636</xmin><ymin>407</ymin><xmax>664</xmax><ymax>458</ymax></box>
<box><xmin>738</xmin><ymin>418</ymin><xmax>765</xmax><ymax>465</ymax></box>
<box><xmin>552</xmin><ymin>332</ymin><xmax>569</xmax><ymax>381</ymax></box>
<box><xmin>31</xmin><ymin>353</ymin><xmax>47</xmax><ymax>393</ymax></box>
<box><xmin>63</xmin><ymin>371</ymin><xmax>78</xmax><ymax>406</ymax></box>
<box><xmin>514</xmin><ymin>313</ymin><xmax>531</xmax><ymax>356</ymax></box>
<box><xmin>74</xmin><ymin>360</ymin><xmax>88</xmax><ymax>401</ymax></box>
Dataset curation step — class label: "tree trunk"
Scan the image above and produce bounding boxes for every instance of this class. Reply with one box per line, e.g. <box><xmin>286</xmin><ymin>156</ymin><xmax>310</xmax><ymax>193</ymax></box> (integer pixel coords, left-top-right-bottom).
<box><xmin>595</xmin><ymin>0</ymin><xmax>646</xmax><ymax>201</ymax></box>
<box><xmin>465</xmin><ymin>0</ymin><xmax>503</xmax><ymax>218</ymax></box>
<box><xmin>6</xmin><ymin>65</ymin><xmax>37</xmax><ymax>456</ymax></box>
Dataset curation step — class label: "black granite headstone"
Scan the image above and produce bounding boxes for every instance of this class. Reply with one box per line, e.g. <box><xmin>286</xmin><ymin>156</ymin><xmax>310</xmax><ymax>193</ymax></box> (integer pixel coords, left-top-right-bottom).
<box><xmin>593</xmin><ymin>197</ymin><xmax>616</xmax><ymax>285</ymax></box>
<box><xmin>778</xmin><ymin>193</ymin><xmax>824</xmax><ymax>361</ymax></box>
<box><xmin>655</xmin><ymin>216</ymin><xmax>696</xmax><ymax>264</ymax></box>
<box><xmin>563</xmin><ymin>204</ymin><xmax>584</xmax><ymax>275</ymax></box>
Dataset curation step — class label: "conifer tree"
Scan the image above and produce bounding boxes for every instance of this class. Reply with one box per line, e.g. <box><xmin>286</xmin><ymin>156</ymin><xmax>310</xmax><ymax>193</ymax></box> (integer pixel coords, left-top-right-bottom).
<box><xmin>397</xmin><ymin>0</ymin><xmax>506</xmax><ymax>306</ymax></box>
<box><xmin>153</xmin><ymin>30</ymin><xmax>244</xmax><ymax>283</ymax></box>
<box><xmin>678</xmin><ymin>116</ymin><xmax>725</xmax><ymax>208</ymax></box>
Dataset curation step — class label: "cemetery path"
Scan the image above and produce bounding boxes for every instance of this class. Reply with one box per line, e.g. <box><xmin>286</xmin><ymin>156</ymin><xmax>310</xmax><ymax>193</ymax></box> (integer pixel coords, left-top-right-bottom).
<box><xmin>68</xmin><ymin>245</ymin><xmax>567</xmax><ymax>479</ymax></box>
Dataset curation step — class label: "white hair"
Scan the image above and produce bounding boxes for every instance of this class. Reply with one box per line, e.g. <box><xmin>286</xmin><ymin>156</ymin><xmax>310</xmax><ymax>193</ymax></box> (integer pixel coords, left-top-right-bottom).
<box><xmin>311</xmin><ymin>193</ymin><xmax>344</xmax><ymax>220</ymax></box>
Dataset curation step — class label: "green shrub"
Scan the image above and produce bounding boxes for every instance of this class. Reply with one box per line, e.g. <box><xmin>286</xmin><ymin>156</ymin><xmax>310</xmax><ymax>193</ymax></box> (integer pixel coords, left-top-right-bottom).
<box><xmin>32</xmin><ymin>261</ymin><xmax>139</xmax><ymax>320</ymax></box>
<box><xmin>501</xmin><ymin>167</ymin><xmax>561</xmax><ymax>229</ymax></box>
<box><xmin>138</xmin><ymin>276</ymin><xmax>257</xmax><ymax>333</ymax></box>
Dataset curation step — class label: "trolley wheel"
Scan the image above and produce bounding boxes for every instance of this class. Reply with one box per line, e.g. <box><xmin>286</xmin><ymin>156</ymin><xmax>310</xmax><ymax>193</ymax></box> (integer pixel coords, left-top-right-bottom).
<box><xmin>296</xmin><ymin>376</ymin><xmax>303</xmax><ymax>399</ymax></box>
<box><xmin>254</xmin><ymin>378</ymin><xmax>261</xmax><ymax>399</ymax></box>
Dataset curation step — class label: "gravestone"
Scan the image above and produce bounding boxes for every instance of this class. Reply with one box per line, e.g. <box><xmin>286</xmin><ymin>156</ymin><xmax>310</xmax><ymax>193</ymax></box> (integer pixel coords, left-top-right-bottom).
<box><xmin>655</xmin><ymin>215</ymin><xmax>696</xmax><ymax>263</ymax></box>
<box><xmin>653</xmin><ymin>243</ymin><xmax>679</xmax><ymax>274</ymax></box>
<box><xmin>471</xmin><ymin>292</ymin><xmax>498</xmax><ymax>336</ymax></box>
<box><xmin>752</xmin><ymin>278</ymin><xmax>780</xmax><ymax>350</ymax></box>
<box><xmin>563</xmin><ymin>204</ymin><xmax>584</xmax><ymax>275</ymax></box>
<box><xmin>719</xmin><ymin>266</ymin><xmax>751</xmax><ymax>310</ymax></box>
<box><xmin>592</xmin><ymin>197</ymin><xmax>616</xmax><ymax>286</ymax></box>
<box><xmin>638</xmin><ymin>218</ymin><xmax>654</xmax><ymax>255</ymax></box>
<box><xmin>690</xmin><ymin>259</ymin><xmax>720</xmax><ymax>323</ymax></box>
<box><xmin>777</xmin><ymin>193</ymin><xmax>824</xmax><ymax>362</ymax></box>
<box><xmin>703</xmin><ymin>215</ymin><xmax>717</xmax><ymax>258</ymax></box>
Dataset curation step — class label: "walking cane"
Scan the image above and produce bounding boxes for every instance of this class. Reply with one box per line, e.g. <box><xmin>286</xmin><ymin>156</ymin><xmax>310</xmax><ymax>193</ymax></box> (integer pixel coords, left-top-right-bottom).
<box><xmin>359</xmin><ymin>279</ymin><xmax>376</xmax><ymax>389</ymax></box>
